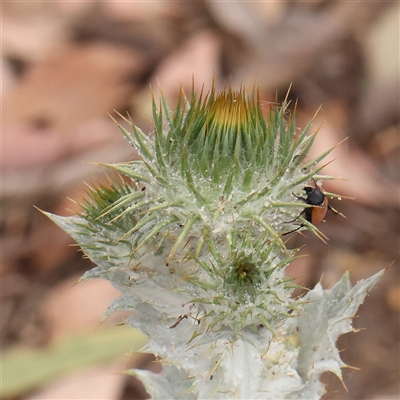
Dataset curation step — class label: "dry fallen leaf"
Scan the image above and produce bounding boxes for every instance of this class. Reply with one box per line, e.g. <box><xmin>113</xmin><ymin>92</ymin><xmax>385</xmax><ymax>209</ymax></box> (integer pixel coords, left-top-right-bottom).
<box><xmin>146</xmin><ymin>30</ymin><xmax>221</xmax><ymax>103</ymax></box>
<box><xmin>40</xmin><ymin>275</ymin><xmax>126</xmax><ymax>342</ymax></box>
<box><xmin>3</xmin><ymin>43</ymin><xmax>142</xmax><ymax>170</ymax></box>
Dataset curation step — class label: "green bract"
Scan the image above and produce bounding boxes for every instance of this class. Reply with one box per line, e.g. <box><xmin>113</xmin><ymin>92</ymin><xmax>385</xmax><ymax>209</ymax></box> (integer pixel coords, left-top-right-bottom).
<box><xmin>45</xmin><ymin>83</ymin><xmax>383</xmax><ymax>399</ymax></box>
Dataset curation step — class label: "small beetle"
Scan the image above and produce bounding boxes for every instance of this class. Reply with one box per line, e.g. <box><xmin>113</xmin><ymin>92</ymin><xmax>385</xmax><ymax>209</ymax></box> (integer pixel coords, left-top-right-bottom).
<box><xmin>283</xmin><ymin>185</ymin><xmax>345</xmax><ymax>236</ymax></box>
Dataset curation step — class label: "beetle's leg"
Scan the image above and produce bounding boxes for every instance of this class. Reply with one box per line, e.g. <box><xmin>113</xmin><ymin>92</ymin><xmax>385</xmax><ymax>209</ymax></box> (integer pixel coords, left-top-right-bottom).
<box><xmin>286</xmin><ymin>210</ymin><xmax>305</xmax><ymax>224</ymax></box>
<box><xmin>328</xmin><ymin>205</ymin><xmax>346</xmax><ymax>218</ymax></box>
<box><xmin>285</xmin><ymin>191</ymin><xmax>308</xmax><ymax>223</ymax></box>
<box><xmin>292</xmin><ymin>193</ymin><xmax>307</xmax><ymax>202</ymax></box>
<box><xmin>284</xmin><ymin>191</ymin><xmax>308</xmax><ymax>225</ymax></box>
<box><xmin>283</xmin><ymin>192</ymin><xmax>309</xmax><ymax>235</ymax></box>
<box><xmin>282</xmin><ymin>224</ymin><xmax>305</xmax><ymax>236</ymax></box>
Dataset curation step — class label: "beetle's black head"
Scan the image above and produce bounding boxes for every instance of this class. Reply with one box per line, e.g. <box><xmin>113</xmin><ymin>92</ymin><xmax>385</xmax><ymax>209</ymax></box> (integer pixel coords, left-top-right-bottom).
<box><xmin>304</xmin><ymin>186</ymin><xmax>325</xmax><ymax>206</ymax></box>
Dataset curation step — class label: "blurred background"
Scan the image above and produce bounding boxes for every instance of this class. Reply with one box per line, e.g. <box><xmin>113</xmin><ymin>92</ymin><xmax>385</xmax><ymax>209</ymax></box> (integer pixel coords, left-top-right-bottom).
<box><xmin>2</xmin><ymin>1</ymin><xmax>399</xmax><ymax>399</ymax></box>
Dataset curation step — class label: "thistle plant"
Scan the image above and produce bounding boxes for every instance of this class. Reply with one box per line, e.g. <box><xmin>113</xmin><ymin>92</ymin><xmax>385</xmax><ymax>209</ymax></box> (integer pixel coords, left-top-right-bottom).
<box><xmin>45</xmin><ymin>83</ymin><xmax>383</xmax><ymax>399</ymax></box>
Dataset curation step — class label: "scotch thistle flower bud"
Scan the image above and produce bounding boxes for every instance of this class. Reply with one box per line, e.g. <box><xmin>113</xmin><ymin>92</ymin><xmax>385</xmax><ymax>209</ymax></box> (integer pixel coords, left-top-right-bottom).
<box><xmin>45</xmin><ymin>83</ymin><xmax>383</xmax><ymax>399</ymax></box>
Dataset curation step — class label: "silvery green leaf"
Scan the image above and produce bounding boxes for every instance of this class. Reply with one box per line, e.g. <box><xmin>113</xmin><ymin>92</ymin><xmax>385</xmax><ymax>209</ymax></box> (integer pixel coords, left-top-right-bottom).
<box><xmin>291</xmin><ymin>269</ymin><xmax>384</xmax><ymax>399</ymax></box>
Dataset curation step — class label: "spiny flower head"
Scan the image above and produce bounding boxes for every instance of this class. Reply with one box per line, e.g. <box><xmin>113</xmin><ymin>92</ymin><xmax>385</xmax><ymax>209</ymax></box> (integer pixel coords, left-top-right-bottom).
<box><xmin>50</xmin><ymin>83</ymin><xmax>338</xmax><ymax>342</ymax></box>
